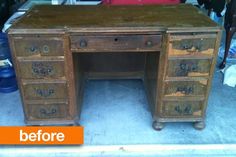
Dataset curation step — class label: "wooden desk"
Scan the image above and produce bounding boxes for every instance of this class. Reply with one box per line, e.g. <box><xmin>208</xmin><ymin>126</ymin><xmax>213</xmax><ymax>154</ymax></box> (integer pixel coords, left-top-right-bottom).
<box><xmin>8</xmin><ymin>4</ymin><xmax>221</xmax><ymax>130</ymax></box>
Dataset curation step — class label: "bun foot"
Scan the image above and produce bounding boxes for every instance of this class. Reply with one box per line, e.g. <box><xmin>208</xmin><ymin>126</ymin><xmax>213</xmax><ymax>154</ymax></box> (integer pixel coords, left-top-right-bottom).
<box><xmin>193</xmin><ymin>121</ymin><xmax>205</xmax><ymax>130</ymax></box>
<box><xmin>219</xmin><ymin>62</ymin><xmax>226</xmax><ymax>69</ymax></box>
<box><xmin>152</xmin><ymin>121</ymin><xmax>164</xmax><ymax>131</ymax></box>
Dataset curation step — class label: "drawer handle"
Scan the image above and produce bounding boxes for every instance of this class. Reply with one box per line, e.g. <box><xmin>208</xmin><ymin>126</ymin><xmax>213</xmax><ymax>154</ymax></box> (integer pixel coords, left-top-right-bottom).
<box><xmin>80</xmin><ymin>40</ymin><xmax>87</xmax><ymax>48</ymax></box>
<box><xmin>174</xmin><ymin>105</ymin><xmax>192</xmax><ymax>115</ymax></box>
<box><xmin>32</xmin><ymin>62</ymin><xmax>54</xmax><ymax>77</ymax></box>
<box><xmin>176</xmin><ymin>62</ymin><xmax>198</xmax><ymax>76</ymax></box>
<box><xmin>28</xmin><ymin>46</ymin><xmax>38</xmax><ymax>53</ymax></box>
<box><xmin>182</xmin><ymin>44</ymin><xmax>201</xmax><ymax>53</ymax></box>
<box><xmin>176</xmin><ymin>86</ymin><xmax>194</xmax><ymax>95</ymax></box>
<box><xmin>42</xmin><ymin>45</ymin><xmax>50</xmax><ymax>53</ymax></box>
<box><xmin>179</xmin><ymin>63</ymin><xmax>198</xmax><ymax>71</ymax></box>
<box><xmin>145</xmin><ymin>41</ymin><xmax>153</xmax><ymax>47</ymax></box>
<box><xmin>35</xmin><ymin>88</ymin><xmax>54</xmax><ymax>97</ymax></box>
<box><xmin>40</xmin><ymin>108</ymin><xmax>57</xmax><ymax>116</ymax></box>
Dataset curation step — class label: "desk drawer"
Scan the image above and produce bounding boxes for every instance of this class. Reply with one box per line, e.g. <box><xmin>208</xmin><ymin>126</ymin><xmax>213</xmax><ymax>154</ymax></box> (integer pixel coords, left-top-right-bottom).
<box><xmin>70</xmin><ymin>35</ymin><xmax>162</xmax><ymax>52</ymax></box>
<box><xmin>168</xmin><ymin>33</ymin><xmax>216</xmax><ymax>57</ymax></box>
<box><xmin>27</xmin><ymin>102</ymin><xmax>68</xmax><ymax>120</ymax></box>
<box><xmin>18</xmin><ymin>60</ymin><xmax>65</xmax><ymax>79</ymax></box>
<box><xmin>168</xmin><ymin>38</ymin><xmax>215</xmax><ymax>57</ymax></box>
<box><xmin>13</xmin><ymin>36</ymin><xmax>64</xmax><ymax>57</ymax></box>
<box><xmin>164</xmin><ymin>79</ymin><xmax>208</xmax><ymax>97</ymax></box>
<box><xmin>167</xmin><ymin>59</ymin><xmax>211</xmax><ymax>77</ymax></box>
<box><xmin>22</xmin><ymin>82</ymin><xmax>67</xmax><ymax>100</ymax></box>
<box><xmin>162</xmin><ymin>101</ymin><xmax>202</xmax><ymax>117</ymax></box>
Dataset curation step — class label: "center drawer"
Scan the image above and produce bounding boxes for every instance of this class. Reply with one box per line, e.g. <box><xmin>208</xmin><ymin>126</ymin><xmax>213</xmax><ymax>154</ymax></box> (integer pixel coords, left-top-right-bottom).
<box><xmin>70</xmin><ymin>35</ymin><xmax>162</xmax><ymax>52</ymax></box>
<box><xmin>22</xmin><ymin>81</ymin><xmax>67</xmax><ymax>100</ymax></box>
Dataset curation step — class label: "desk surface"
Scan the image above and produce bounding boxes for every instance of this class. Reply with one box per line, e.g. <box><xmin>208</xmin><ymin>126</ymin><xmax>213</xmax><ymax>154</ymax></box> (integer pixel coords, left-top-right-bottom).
<box><xmin>11</xmin><ymin>4</ymin><xmax>218</xmax><ymax>30</ymax></box>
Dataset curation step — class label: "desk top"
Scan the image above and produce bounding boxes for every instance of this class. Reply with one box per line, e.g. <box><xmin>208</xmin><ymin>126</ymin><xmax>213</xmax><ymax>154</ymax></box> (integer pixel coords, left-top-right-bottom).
<box><xmin>10</xmin><ymin>4</ymin><xmax>219</xmax><ymax>32</ymax></box>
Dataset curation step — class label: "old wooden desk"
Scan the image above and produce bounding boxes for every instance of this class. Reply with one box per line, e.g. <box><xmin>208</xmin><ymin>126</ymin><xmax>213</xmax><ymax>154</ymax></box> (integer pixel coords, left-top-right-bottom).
<box><xmin>8</xmin><ymin>4</ymin><xmax>221</xmax><ymax>130</ymax></box>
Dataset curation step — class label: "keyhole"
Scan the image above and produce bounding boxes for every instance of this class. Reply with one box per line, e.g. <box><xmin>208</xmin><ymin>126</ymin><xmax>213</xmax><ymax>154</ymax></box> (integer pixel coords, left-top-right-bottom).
<box><xmin>114</xmin><ymin>38</ymin><xmax>118</xmax><ymax>42</ymax></box>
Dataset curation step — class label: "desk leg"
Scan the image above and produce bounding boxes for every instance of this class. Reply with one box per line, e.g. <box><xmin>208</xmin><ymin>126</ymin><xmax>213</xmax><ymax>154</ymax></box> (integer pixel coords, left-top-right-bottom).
<box><xmin>193</xmin><ymin>121</ymin><xmax>206</xmax><ymax>130</ymax></box>
<box><xmin>220</xmin><ymin>28</ymin><xmax>236</xmax><ymax>69</ymax></box>
<box><xmin>152</xmin><ymin>121</ymin><xmax>164</xmax><ymax>131</ymax></box>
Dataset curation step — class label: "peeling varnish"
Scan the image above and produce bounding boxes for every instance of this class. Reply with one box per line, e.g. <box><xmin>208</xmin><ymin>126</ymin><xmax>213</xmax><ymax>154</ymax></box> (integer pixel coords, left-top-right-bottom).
<box><xmin>168</xmin><ymin>44</ymin><xmax>214</xmax><ymax>56</ymax></box>
<box><xmin>188</xmin><ymin>72</ymin><xmax>209</xmax><ymax>77</ymax></box>
<box><xmin>199</xmin><ymin>79</ymin><xmax>208</xmax><ymax>85</ymax></box>
<box><xmin>165</xmin><ymin>92</ymin><xmax>186</xmax><ymax>96</ymax></box>
<box><xmin>193</xmin><ymin>110</ymin><xmax>202</xmax><ymax>116</ymax></box>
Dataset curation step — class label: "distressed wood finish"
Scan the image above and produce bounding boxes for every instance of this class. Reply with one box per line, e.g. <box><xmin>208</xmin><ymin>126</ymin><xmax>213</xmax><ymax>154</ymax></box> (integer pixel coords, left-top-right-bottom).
<box><xmin>164</xmin><ymin>79</ymin><xmax>208</xmax><ymax>97</ymax></box>
<box><xmin>8</xmin><ymin>4</ymin><xmax>221</xmax><ymax>129</ymax></box>
<box><xmin>71</xmin><ymin>35</ymin><xmax>162</xmax><ymax>52</ymax></box>
<box><xmin>168</xmin><ymin>38</ymin><xmax>216</xmax><ymax>57</ymax></box>
<box><xmin>162</xmin><ymin>101</ymin><xmax>203</xmax><ymax>117</ymax></box>
<box><xmin>22</xmin><ymin>81</ymin><xmax>67</xmax><ymax>100</ymax></box>
<box><xmin>18</xmin><ymin>60</ymin><xmax>65</xmax><ymax>79</ymax></box>
<box><xmin>27</xmin><ymin>102</ymin><xmax>68</xmax><ymax>120</ymax></box>
<box><xmin>13</xmin><ymin>35</ymin><xmax>64</xmax><ymax>57</ymax></box>
<box><xmin>167</xmin><ymin>59</ymin><xmax>212</xmax><ymax>77</ymax></box>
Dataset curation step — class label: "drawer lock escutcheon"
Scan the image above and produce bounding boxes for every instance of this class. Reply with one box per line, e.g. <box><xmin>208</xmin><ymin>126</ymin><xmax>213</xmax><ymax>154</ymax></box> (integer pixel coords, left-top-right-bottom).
<box><xmin>80</xmin><ymin>40</ymin><xmax>87</xmax><ymax>48</ymax></box>
<box><xmin>145</xmin><ymin>40</ymin><xmax>153</xmax><ymax>47</ymax></box>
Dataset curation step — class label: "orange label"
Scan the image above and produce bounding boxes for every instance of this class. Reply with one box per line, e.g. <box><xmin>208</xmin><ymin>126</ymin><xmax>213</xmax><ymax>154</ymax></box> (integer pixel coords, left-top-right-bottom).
<box><xmin>0</xmin><ymin>126</ymin><xmax>83</xmax><ymax>145</ymax></box>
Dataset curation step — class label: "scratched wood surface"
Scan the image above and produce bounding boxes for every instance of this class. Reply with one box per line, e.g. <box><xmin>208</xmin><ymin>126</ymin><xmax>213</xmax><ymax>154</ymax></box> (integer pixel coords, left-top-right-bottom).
<box><xmin>10</xmin><ymin>4</ymin><xmax>218</xmax><ymax>29</ymax></box>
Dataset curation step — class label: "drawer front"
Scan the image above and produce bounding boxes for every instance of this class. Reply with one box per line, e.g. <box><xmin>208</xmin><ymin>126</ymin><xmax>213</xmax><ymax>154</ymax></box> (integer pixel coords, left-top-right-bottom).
<box><xmin>168</xmin><ymin>38</ymin><xmax>215</xmax><ymax>57</ymax></box>
<box><xmin>27</xmin><ymin>103</ymin><xmax>68</xmax><ymax>120</ymax></box>
<box><xmin>70</xmin><ymin>35</ymin><xmax>162</xmax><ymax>52</ymax></box>
<box><xmin>167</xmin><ymin>59</ymin><xmax>211</xmax><ymax>77</ymax></box>
<box><xmin>18</xmin><ymin>60</ymin><xmax>65</xmax><ymax>79</ymax></box>
<box><xmin>13</xmin><ymin>37</ymin><xmax>64</xmax><ymax>56</ymax></box>
<box><xmin>23</xmin><ymin>82</ymin><xmax>67</xmax><ymax>100</ymax></box>
<box><xmin>164</xmin><ymin>79</ymin><xmax>208</xmax><ymax>96</ymax></box>
<box><xmin>162</xmin><ymin>101</ymin><xmax>202</xmax><ymax>117</ymax></box>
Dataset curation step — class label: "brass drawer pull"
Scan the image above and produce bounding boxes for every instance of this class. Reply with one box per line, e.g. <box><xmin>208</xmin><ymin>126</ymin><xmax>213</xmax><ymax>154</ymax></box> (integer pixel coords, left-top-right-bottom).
<box><xmin>182</xmin><ymin>44</ymin><xmax>201</xmax><ymax>52</ymax></box>
<box><xmin>179</xmin><ymin>62</ymin><xmax>198</xmax><ymax>71</ymax></box>
<box><xmin>35</xmin><ymin>88</ymin><xmax>55</xmax><ymax>97</ymax></box>
<box><xmin>176</xmin><ymin>86</ymin><xmax>194</xmax><ymax>95</ymax></box>
<box><xmin>79</xmin><ymin>40</ymin><xmax>87</xmax><ymax>48</ymax></box>
<box><xmin>40</xmin><ymin>108</ymin><xmax>57</xmax><ymax>116</ymax></box>
<box><xmin>28</xmin><ymin>46</ymin><xmax>38</xmax><ymax>53</ymax></box>
<box><xmin>32</xmin><ymin>62</ymin><xmax>54</xmax><ymax>77</ymax></box>
<box><xmin>42</xmin><ymin>45</ymin><xmax>50</xmax><ymax>53</ymax></box>
<box><xmin>177</xmin><ymin>62</ymin><xmax>198</xmax><ymax>76</ymax></box>
<box><xmin>174</xmin><ymin>105</ymin><xmax>192</xmax><ymax>115</ymax></box>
